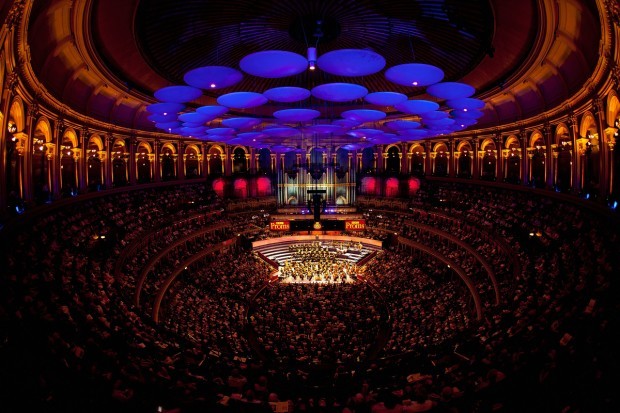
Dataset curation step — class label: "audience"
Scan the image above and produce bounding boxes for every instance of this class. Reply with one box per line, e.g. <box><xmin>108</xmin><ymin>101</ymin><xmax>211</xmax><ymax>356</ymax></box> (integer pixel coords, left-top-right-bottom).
<box><xmin>0</xmin><ymin>180</ymin><xmax>617</xmax><ymax>413</ymax></box>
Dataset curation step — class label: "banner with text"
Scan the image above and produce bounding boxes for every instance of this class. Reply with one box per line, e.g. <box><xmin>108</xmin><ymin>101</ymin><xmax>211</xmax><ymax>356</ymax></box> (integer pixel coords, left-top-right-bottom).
<box><xmin>270</xmin><ymin>221</ymin><xmax>291</xmax><ymax>231</ymax></box>
<box><xmin>345</xmin><ymin>220</ymin><xmax>366</xmax><ymax>231</ymax></box>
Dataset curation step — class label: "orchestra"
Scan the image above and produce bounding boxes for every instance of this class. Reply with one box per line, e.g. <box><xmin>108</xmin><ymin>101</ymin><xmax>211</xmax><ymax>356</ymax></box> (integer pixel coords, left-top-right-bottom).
<box><xmin>278</xmin><ymin>241</ymin><xmax>363</xmax><ymax>283</ymax></box>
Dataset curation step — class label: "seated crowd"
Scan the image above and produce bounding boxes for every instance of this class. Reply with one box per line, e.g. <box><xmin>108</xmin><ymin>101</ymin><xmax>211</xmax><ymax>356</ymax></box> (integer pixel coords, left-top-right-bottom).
<box><xmin>0</xmin><ymin>180</ymin><xmax>617</xmax><ymax>413</ymax></box>
<box><xmin>249</xmin><ymin>282</ymin><xmax>387</xmax><ymax>366</ymax></box>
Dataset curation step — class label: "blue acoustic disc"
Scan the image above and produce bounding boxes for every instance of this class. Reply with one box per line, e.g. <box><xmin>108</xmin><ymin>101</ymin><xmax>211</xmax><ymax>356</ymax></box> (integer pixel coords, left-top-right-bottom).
<box><xmin>395</xmin><ymin>99</ymin><xmax>440</xmax><ymax>114</ymax></box>
<box><xmin>263</xmin><ymin>87</ymin><xmax>311</xmax><ymax>103</ymax></box>
<box><xmin>447</xmin><ymin>97</ymin><xmax>485</xmax><ymax>110</ymax></box>
<box><xmin>385</xmin><ymin>63</ymin><xmax>444</xmax><ymax>87</ymax></box>
<box><xmin>183</xmin><ymin>66</ymin><xmax>243</xmax><ymax>90</ymax></box>
<box><xmin>427</xmin><ymin>82</ymin><xmax>475</xmax><ymax>100</ymax></box>
<box><xmin>146</xmin><ymin>102</ymin><xmax>185</xmax><ymax>114</ymax></box>
<box><xmin>311</xmin><ymin>83</ymin><xmax>368</xmax><ymax>102</ymax></box>
<box><xmin>217</xmin><ymin>92</ymin><xmax>268</xmax><ymax>109</ymax></box>
<box><xmin>273</xmin><ymin>109</ymin><xmax>321</xmax><ymax>122</ymax></box>
<box><xmin>341</xmin><ymin>109</ymin><xmax>386</xmax><ymax>122</ymax></box>
<box><xmin>154</xmin><ymin>85</ymin><xmax>202</xmax><ymax>103</ymax></box>
<box><xmin>240</xmin><ymin>50</ymin><xmax>307</xmax><ymax>78</ymax></box>
<box><xmin>365</xmin><ymin>91</ymin><xmax>408</xmax><ymax>106</ymax></box>
<box><xmin>317</xmin><ymin>49</ymin><xmax>386</xmax><ymax>77</ymax></box>
<box><xmin>385</xmin><ymin>120</ymin><xmax>421</xmax><ymax>130</ymax></box>
<box><xmin>221</xmin><ymin>117</ymin><xmax>262</xmax><ymax>130</ymax></box>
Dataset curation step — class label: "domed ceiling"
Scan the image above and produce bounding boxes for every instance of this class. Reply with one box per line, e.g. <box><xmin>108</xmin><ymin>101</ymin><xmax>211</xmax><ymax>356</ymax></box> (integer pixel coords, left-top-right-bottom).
<box><xmin>26</xmin><ymin>0</ymin><xmax>600</xmax><ymax>137</ymax></box>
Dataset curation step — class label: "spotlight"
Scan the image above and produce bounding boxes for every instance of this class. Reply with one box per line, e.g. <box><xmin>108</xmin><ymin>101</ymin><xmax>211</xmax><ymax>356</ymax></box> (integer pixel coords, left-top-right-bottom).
<box><xmin>307</xmin><ymin>47</ymin><xmax>317</xmax><ymax>71</ymax></box>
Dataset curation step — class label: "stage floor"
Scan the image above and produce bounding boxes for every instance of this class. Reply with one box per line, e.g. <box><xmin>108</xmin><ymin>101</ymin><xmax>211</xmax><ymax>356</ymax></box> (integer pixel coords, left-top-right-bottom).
<box><xmin>252</xmin><ymin>235</ymin><xmax>383</xmax><ymax>284</ymax></box>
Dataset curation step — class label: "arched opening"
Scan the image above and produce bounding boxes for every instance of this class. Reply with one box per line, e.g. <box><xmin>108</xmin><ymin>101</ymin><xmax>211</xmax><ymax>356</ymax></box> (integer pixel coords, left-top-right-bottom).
<box><xmin>233</xmin><ymin>147</ymin><xmax>247</xmax><ymax>174</ymax></box>
<box><xmin>505</xmin><ymin>138</ymin><xmax>521</xmax><ymax>184</ymax></box>
<box><xmin>580</xmin><ymin>114</ymin><xmax>600</xmax><ymax>197</ymax></box>
<box><xmin>556</xmin><ymin>134</ymin><xmax>572</xmax><ymax>192</ymax></box>
<box><xmin>209</xmin><ymin>147</ymin><xmax>223</xmax><ymax>176</ymax></box>
<box><xmin>185</xmin><ymin>146</ymin><xmax>200</xmax><ymax>179</ymax></box>
<box><xmin>434</xmin><ymin>143</ymin><xmax>448</xmax><ymax>177</ymax></box>
<box><xmin>335</xmin><ymin>148</ymin><xmax>349</xmax><ymax>180</ymax></box>
<box><xmin>112</xmin><ymin>140</ymin><xmax>127</xmax><ymax>187</ymax></box>
<box><xmin>86</xmin><ymin>136</ymin><xmax>103</xmax><ymax>191</ymax></box>
<box><xmin>257</xmin><ymin>148</ymin><xmax>271</xmax><ymax>174</ymax></box>
<box><xmin>582</xmin><ymin>129</ymin><xmax>600</xmax><ymax>196</ymax></box>
<box><xmin>457</xmin><ymin>142</ymin><xmax>472</xmax><ymax>178</ymax></box>
<box><xmin>411</xmin><ymin>146</ymin><xmax>425</xmax><ymax>177</ymax></box>
<box><xmin>161</xmin><ymin>146</ymin><xmax>176</xmax><ymax>180</ymax></box>
<box><xmin>284</xmin><ymin>151</ymin><xmax>298</xmax><ymax>179</ymax></box>
<box><xmin>385</xmin><ymin>146</ymin><xmax>400</xmax><ymax>175</ymax></box>
<box><xmin>481</xmin><ymin>141</ymin><xmax>496</xmax><ymax>180</ymax></box>
<box><xmin>361</xmin><ymin>148</ymin><xmax>375</xmax><ymax>174</ymax></box>
<box><xmin>137</xmin><ymin>143</ymin><xmax>152</xmax><ymax>184</ymax></box>
<box><xmin>531</xmin><ymin>137</ymin><xmax>546</xmax><ymax>188</ymax></box>
<box><xmin>6</xmin><ymin>100</ymin><xmax>25</xmax><ymax>199</ymax></box>
<box><xmin>60</xmin><ymin>131</ymin><xmax>77</xmax><ymax>197</ymax></box>
<box><xmin>32</xmin><ymin>120</ymin><xmax>51</xmax><ymax>203</ymax></box>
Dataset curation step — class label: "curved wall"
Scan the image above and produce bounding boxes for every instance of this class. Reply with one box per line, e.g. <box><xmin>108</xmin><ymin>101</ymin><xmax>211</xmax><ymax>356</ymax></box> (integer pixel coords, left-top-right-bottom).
<box><xmin>1</xmin><ymin>0</ymin><xmax>619</xmax><ymax>220</ymax></box>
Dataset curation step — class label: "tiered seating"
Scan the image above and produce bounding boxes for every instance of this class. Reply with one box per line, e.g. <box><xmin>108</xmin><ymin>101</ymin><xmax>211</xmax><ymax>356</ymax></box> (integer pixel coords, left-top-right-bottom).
<box><xmin>0</xmin><ymin>181</ymin><xmax>617</xmax><ymax>413</ymax></box>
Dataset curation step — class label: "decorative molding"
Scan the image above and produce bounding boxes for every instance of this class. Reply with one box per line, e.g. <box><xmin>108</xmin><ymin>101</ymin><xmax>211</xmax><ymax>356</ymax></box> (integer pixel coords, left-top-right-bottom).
<box><xmin>6</xmin><ymin>0</ymin><xmax>26</xmax><ymax>29</ymax></box>
<box><xmin>6</xmin><ymin>71</ymin><xmax>19</xmax><ymax>92</ymax></box>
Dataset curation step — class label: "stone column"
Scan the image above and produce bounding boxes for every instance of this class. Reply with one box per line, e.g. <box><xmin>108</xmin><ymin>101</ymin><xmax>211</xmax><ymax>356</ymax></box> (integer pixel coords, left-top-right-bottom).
<box><xmin>543</xmin><ymin>123</ymin><xmax>554</xmax><ymax>189</ymax></box>
<box><xmin>568</xmin><ymin>115</ymin><xmax>581</xmax><ymax>192</ymax></box>
<box><xmin>604</xmin><ymin>127</ymin><xmax>617</xmax><ymax>197</ymax></box>
<box><xmin>401</xmin><ymin>142</ymin><xmax>408</xmax><ymax>174</ymax></box>
<box><xmin>448</xmin><ymin>139</ymin><xmax>456</xmax><ymax>177</ymax></box>
<box><xmin>177</xmin><ymin>141</ymin><xmax>185</xmax><ymax>179</ymax></box>
<box><xmin>495</xmin><ymin>134</ymin><xmax>503</xmax><ymax>181</ymax></box>
<box><xmin>78</xmin><ymin>127</ymin><xmax>88</xmax><ymax>192</ymax></box>
<box><xmin>128</xmin><ymin>137</ymin><xmax>137</xmax><ymax>185</ymax></box>
<box><xmin>22</xmin><ymin>104</ymin><xmax>38</xmax><ymax>200</ymax></box>
<box><xmin>472</xmin><ymin>138</ymin><xmax>480</xmax><ymax>179</ymax></box>
<box><xmin>52</xmin><ymin>119</ymin><xmax>64</xmax><ymax>197</ymax></box>
<box><xmin>594</xmin><ymin>99</ymin><xmax>608</xmax><ymax>198</ymax></box>
<box><xmin>224</xmin><ymin>145</ymin><xmax>231</xmax><ymax>176</ymax></box>
<box><xmin>519</xmin><ymin>131</ymin><xmax>529</xmax><ymax>186</ymax></box>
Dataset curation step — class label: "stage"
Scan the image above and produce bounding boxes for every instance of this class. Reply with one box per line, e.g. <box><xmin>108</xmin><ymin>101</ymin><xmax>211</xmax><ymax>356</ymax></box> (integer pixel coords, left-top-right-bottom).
<box><xmin>252</xmin><ymin>235</ymin><xmax>382</xmax><ymax>284</ymax></box>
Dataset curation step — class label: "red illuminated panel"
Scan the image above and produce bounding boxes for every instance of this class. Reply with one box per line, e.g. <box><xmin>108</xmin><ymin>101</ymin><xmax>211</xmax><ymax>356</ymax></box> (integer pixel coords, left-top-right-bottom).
<box><xmin>385</xmin><ymin>177</ymin><xmax>399</xmax><ymax>197</ymax></box>
<box><xmin>361</xmin><ymin>177</ymin><xmax>376</xmax><ymax>194</ymax></box>
<box><xmin>212</xmin><ymin>178</ymin><xmax>225</xmax><ymax>197</ymax></box>
<box><xmin>408</xmin><ymin>177</ymin><xmax>421</xmax><ymax>195</ymax></box>
<box><xmin>256</xmin><ymin>176</ymin><xmax>271</xmax><ymax>197</ymax></box>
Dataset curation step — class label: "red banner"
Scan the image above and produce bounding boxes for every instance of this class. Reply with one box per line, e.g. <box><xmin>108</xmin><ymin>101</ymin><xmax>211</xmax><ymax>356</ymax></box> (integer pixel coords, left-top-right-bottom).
<box><xmin>345</xmin><ymin>220</ymin><xmax>366</xmax><ymax>231</ymax></box>
<box><xmin>270</xmin><ymin>221</ymin><xmax>291</xmax><ymax>231</ymax></box>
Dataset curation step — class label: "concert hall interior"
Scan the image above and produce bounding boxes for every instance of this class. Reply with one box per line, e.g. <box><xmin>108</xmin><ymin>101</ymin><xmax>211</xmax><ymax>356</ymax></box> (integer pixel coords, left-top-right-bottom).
<box><xmin>2</xmin><ymin>1</ymin><xmax>620</xmax><ymax>412</ymax></box>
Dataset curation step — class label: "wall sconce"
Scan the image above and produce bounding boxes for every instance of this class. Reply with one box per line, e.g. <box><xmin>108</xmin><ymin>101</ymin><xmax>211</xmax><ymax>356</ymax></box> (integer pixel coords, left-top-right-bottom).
<box><xmin>7</xmin><ymin>121</ymin><xmax>17</xmax><ymax>134</ymax></box>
